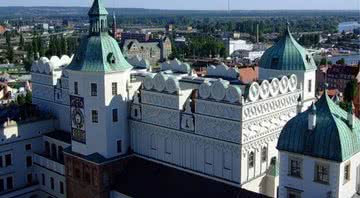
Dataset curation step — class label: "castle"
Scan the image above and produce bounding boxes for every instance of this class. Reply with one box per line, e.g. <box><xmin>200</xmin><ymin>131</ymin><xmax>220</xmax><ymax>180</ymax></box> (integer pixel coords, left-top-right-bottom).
<box><xmin>0</xmin><ymin>0</ymin><xmax>324</xmax><ymax>198</ymax></box>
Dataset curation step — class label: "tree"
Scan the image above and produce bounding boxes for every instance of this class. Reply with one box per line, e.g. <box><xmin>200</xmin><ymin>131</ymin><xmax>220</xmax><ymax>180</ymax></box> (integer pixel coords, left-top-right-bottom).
<box><xmin>336</xmin><ymin>58</ymin><xmax>346</xmax><ymax>65</ymax></box>
<box><xmin>319</xmin><ymin>58</ymin><xmax>332</xmax><ymax>66</ymax></box>
<box><xmin>16</xmin><ymin>94</ymin><xmax>26</xmax><ymax>106</ymax></box>
<box><xmin>25</xmin><ymin>91</ymin><xmax>32</xmax><ymax>104</ymax></box>
<box><xmin>6</xmin><ymin>45</ymin><xmax>14</xmax><ymax>63</ymax></box>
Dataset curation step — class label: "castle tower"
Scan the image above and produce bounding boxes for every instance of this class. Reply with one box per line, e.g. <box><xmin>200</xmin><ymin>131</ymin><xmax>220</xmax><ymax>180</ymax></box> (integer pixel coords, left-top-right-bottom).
<box><xmin>258</xmin><ymin>24</ymin><xmax>317</xmax><ymax>110</ymax></box>
<box><xmin>66</xmin><ymin>0</ymin><xmax>132</xmax><ymax>158</ymax></box>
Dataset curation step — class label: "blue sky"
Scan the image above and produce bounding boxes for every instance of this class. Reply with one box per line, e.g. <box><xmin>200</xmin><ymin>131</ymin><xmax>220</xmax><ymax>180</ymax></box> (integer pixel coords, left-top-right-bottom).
<box><xmin>0</xmin><ymin>0</ymin><xmax>359</xmax><ymax>10</ymax></box>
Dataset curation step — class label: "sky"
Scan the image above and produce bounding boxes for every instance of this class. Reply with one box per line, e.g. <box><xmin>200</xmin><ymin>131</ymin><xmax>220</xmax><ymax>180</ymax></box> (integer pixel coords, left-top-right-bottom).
<box><xmin>0</xmin><ymin>0</ymin><xmax>359</xmax><ymax>10</ymax></box>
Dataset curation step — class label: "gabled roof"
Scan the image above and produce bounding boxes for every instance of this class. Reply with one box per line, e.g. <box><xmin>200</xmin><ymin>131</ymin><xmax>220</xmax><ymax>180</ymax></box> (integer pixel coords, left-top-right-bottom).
<box><xmin>277</xmin><ymin>91</ymin><xmax>360</xmax><ymax>162</ymax></box>
<box><xmin>88</xmin><ymin>0</ymin><xmax>108</xmax><ymax>16</ymax></box>
<box><xmin>259</xmin><ymin>26</ymin><xmax>317</xmax><ymax>71</ymax></box>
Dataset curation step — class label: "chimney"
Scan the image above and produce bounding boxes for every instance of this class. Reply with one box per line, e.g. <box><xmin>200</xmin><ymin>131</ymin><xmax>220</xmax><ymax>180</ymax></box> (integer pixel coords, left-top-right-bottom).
<box><xmin>348</xmin><ymin>104</ymin><xmax>354</xmax><ymax>129</ymax></box>
<box><xmin>308</xmin><ymin>103</ymin><xmax>316</xmax><ymax>130</ymax></box>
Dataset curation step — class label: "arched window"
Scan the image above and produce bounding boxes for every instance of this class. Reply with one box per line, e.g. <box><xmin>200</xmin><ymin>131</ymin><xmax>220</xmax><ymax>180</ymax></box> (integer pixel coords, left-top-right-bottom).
<box><xmin>248</xmin><ymin>152</ymin><xmax>255</xmax><ymax>168</ymax></box>
<box><xmin>261</xmin><ymin>147</ymin><xmax>267</xmax><ymax>162</ymax></box>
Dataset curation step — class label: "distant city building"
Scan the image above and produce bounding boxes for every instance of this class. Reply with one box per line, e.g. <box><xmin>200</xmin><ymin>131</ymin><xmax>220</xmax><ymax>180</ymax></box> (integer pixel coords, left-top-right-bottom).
<box><xmin>121</xmin><ymin>36</ymin><xmax>172</xmax><ymax>64</ymax></box>
<box><xmin>228</xmin><ymin>39</ymin><xmax>254</xmax><ymax>55</ymax></box>
<box><xmin>0</xmin><ymin>25</ymin><xmax>6</xmax><ymax>34</ymax></box>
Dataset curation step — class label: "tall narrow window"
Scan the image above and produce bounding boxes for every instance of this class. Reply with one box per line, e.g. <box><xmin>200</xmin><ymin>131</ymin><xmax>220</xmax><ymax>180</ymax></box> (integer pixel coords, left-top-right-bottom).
<box><xmin>91</xmin><ymin>83</ymin><xmax>97</xmax><ymax>96</ymax></box>
<box><xmin>308</xmin><ymin>80</ymin><xmax>312</xmax><ymax>92</ymax></box>
<box><xmin>248</xmin><ymin>152</ymin><xmax>255</xmax><ymax>168</ymax></box>
<box><xmin>45</xmin><ymin>141</ymin><xmax>50</xmax><ymax>156</ymax></box>
<box><xmin>5</xmin><ymin>154</ymin><xmax>11</xmax><ymax>167</ymax></box>
<box><xmin>6</xmin><ymin>177</ymin><xmax>13</xmax><ymax>190</ymax></box>
<box><xmin>261</xmin><ymin>147</ymin><xmax>267</xmax><ymax>162</ymax></box>
<box><xmin>117</xmin><ymin>140</ymin><xmax>122</xmax><ymax>153</ymax></box>
<box><xmin>26</xmin><ymin>156</ymin><xmax>32</xmax><ymax>167</ymax></box>
<box><xmin>112</xmin><ymin>109</ymin><xmax>118</xmax><ymax>122</ymax></box>
<box><xmin>58</xmin><ymin>146</ymin><xmax>64</xmax><ymax>163</ymax></box>
<box><xmin>27</xmin><ymin>173</ymin><xmax>33</xmax><ymax>185</ymax></box>
<box><xmin>60</xmin><ymin>181</ymin><xmax>64</xmax><ymax>194</ymax></box>
<box><xmin>0</xmin><ymin>179</ymin><xmax>3</xmax><ymax>192</ymax></box>
<box><xmin>112</xmin><ymin>82</ymin><xmax>118</xmax><ymax>96</ymax></box>
<box><xmin>92</xmin><ymin>110</ymin><xmax>98</xmax><ymax>123</ymax></box>
<box><xmin>50</xmin><ymin>177</ymin><xmax>54</xmax><ymax>190</ymax></box>
<box><xmin>51</xmin><ymin>144</ymin><xmax>57</xmax><ymax>160</ymax></box>
<box><xmin>42</xmin><ymin>174</ymin><xmax>45</xmax><ymax>185</ymax></box>
<box><xmin>0</xmin><ymin>156</ymin><xmax>2</xmax><ymax>167</ymax></box>
<box><xmin>74</xmin><ymin>82</ymin><xmax>78</xmax><ymax>95</ymax></box>
<box><xmin>344</xmin><ymin>163</ymin><xmax>351</xmax><ymax>183</ymax></box>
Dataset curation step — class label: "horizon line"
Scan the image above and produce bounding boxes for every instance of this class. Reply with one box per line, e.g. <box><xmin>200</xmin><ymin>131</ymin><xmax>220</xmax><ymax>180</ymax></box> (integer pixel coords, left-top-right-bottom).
<box><xmin>0</xmin><ymin>6</ymin><xmax>358</xmax><ymax>11</ymax></box>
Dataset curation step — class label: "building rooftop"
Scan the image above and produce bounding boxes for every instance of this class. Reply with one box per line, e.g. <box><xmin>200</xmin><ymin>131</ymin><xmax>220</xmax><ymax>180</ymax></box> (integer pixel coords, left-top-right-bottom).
<box><xmin>45</xmin><ymin>130</ymin><xmax>71</xmax><ymax>144</ymax></box>
<box><xmin>113</xmin><ymin>157</ymin><xmax>269</xmax><ymax>198</ymax></box>
<box><xmin>277</xmin><ymin>89</ymin><xmax>360</xmax><ymax>162</ymax></box>
<box><xmin>259</xmin><ymin>25</ymin><xmax>317</xmax><ymax>71</ymax></box>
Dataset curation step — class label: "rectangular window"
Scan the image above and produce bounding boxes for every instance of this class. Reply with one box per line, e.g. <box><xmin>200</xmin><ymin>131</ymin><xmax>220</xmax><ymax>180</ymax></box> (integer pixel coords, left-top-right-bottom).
<box><xmin>5</xmin><ymin>154</ymin><xmax>11</xmax><ymax>167</ymax></box>
<box><xmin>112</xmin><ymin>82</ymin><xmax>118</xmax><ymax>96</ymax></box>
<box><xmin>91</xmin><ymin>83</ymin><xmax>97</xmax><ymax>96</ymax></box>
<box><xmin>60</xmin><ymin>181</ymin><xmax>64</xmax><ymax>194</ymax></box>
<box><xmin>308</xmin><ymin>80</ymin><xmax>312</xmax><ymax>92</ymax></box>
<box><xmin>91</xmin><ymin>110</ymin><xmax>98</xmax><ymax>123</ymax></box>
<box><xmin>42</xmin><ymin>174</ymin><xmax>45</xmax><ymax>185</ymax></box>
<box><xmin>248</xmin><ymin>152</ymin><xmax>255</xmax><ymax>168</ymax></box>
<box><xmin>287</xmin><ymin>189</ymin><xmax>302</xmax><ymax>198</ymax></box>
<box><xmin>289</xmin><ymin>158</ymin><xmax>302</xmax><ymax>178</ymax></box>
<box><xmin>112</xmin><ymin>109</ymin><xmax>118</xmax><ymax>122</ymax></box>
<box><xmin>261</xmin><ymin>147</ymin><xmax>267</xmax><ymax>162</ymax></box>
<box><xmin>25</xmin><ymin>144</ymin><xmax>32</xmax><ymax>151</ymax></box>
<box><xmin>117</xmin><ymin>140</ymin><xmax>122</xmax><ymax>153</ymax></box>
<box><xmin>27</xmin><ymin>173</ymin><xmax>33</xmax><ymax>185</ymax></box>
<box><xmin>50</xmin><ymin>177</ymin><xmax>54</xmax><ymax>190</ymax></box>
<box><xmin>26</xmin><ymin>156</ymin><xmax>32</xmax><ymax>167</ymax></box>
<box><xmin>74</xmin><ymin>82</ymin><xmax>78</xmax><ymax>95</ymax></box>
<box><xmin>6</xmin><ymin>177</ymin><xmax>13</xmax><ymax>190</ymax></box>
<box><xmin>344</xmin><ymin>163</ymin><xmax>351</xmax><ymax>183</ymax></box>
<box><xmin>314</xmin><ymin>163</ymin><xmax>329</xmax><ymax>184</ymax></box>
<box><xmin>0</xmin><ymin>179</ymin><xmax>3</xmax><ymax>192</ymax></box>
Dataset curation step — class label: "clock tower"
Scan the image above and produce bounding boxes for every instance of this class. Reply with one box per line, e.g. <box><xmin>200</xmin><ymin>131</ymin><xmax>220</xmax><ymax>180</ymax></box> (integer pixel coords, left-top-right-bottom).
<box><xmin>66</xmin><ymin>0</ymin><xmax>133</xmax><ymax>158</ymax></box>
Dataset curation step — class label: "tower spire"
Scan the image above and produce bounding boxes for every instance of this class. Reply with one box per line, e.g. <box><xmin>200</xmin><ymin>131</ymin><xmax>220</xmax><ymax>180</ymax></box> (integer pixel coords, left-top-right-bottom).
<box><xmin>88</xmin><ymin>0</ymin><xmax>109</xmax><ymax>35</ymax></box>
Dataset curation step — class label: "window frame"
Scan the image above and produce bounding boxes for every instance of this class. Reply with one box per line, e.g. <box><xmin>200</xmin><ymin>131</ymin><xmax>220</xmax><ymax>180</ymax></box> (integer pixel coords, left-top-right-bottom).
<box><xmin>50</xmin><ymin>177</ymin><xmax>54</xmax><ymax>190</ymax></box>
<box><xmin>74</xmin><ymin>81</ymin><xmax>79</xmax><ymax>95</ymax></box>
<box><xmin>112</xmin><ymin>82</ymin><xmax>118</xmax><ymax>96</ymax></box>
<box><xmin>112</xmin><ymin>109</ymin><xmax>118</xmax><ymax>122</ymax></box>
<box><xmin>314</xmin><ymin>162</ymin><xmax>330</xmax><ymax>184</ymax></box>
<box><xmin>248</xmin><ymin>151</ymin><xmax>255</xmax><ymax>168</ymax></box>
<box><xmin>261</xmin><ymin>147</ymin><xmax>267</xmax><ymax>163</ymax></box>
<box><xmin>4</xmin><ymin>154</ymin><xmax>12</xmax><ymax>167</ymax></box>
<box><xmin>288</xmin><ymin>157</ymin><xmax>302</xmax><ymax>178</ymax></box>
<box><xmin>308</xmin><ymin>79</ymin><xmax>312</xmax><ymax>92</ymax></box>
<box><xmin>6</xmin><ymin>176</ymin><xmax>13</xmax><ymax>190</ymax></box>
<box><xmin>26</xmin><ymin>156</ymin><xmax>32</xmax><ymax>167</ymax></box>
<box><xmin>117</xmin><ymin>140</ymin><xmax>122</xmax><ymax>153</ymax></box>
<box><xmin>25</xmin><ymin>144</ymin><xmax>32</xmax><ymax>151</ymax></box>
<box><xmin>344</xmin><ymin>162</ymin><xmax>351</xmax><ymax>184</ymax></box>
<box><xmin>90</xmin><ymin>83</ymin><xmax>97</xmax><ymax>96</ymax></box>
<box><xmin>91</xmin><ymin>110</ymin><xmax>98</xmax><ymax>123</ymax></box>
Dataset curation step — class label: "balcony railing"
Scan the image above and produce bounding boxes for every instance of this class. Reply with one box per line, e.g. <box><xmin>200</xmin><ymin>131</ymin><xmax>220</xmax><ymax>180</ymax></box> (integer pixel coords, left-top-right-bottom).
<box><xmin>33</xmin><ymin>153</ymin><xmax>65</xmax><ymax>175</ymax></box>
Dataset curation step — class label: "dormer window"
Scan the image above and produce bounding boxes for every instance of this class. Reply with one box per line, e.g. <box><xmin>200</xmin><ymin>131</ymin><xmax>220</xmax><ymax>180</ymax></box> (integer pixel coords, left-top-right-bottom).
<box><xmin>107</xmin><ymin>53</ymin><xmax>116</xmax><ymax>64</ymax></box>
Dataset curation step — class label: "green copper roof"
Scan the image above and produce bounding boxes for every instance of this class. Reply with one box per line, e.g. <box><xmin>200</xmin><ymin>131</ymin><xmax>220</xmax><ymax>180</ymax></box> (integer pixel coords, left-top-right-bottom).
<box><xmin>277</xmin><ymin>92</ymin><xmax>360</xmax><ymax>162</ymax></box>
<box><xmin>67</xmin><ymin>0</ymin><xmax>132</xmax><ymax>73</ymax></box>
<box><xmin>259</xmin><ymin>26</ymin><xmax>317</xmax><ymax>71</ymax></box>
<box><xmin>88</xmin><ymin>0</ymin><xmax>108</xmax><ymax>16</ymax></box>
<box><xmin>67</xmin><ymin>34</ymin><xmax>132</xmax><ymax>73</ymax></box>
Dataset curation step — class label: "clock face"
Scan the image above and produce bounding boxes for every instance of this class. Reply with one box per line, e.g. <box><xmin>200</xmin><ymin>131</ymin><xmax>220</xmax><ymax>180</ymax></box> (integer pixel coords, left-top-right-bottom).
<box><xmin>72</xmin><ymin>108</ymin><xmax>84</xmax><ymax>129</ymax></box>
